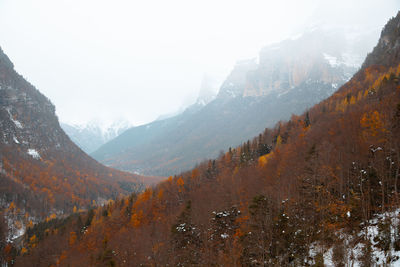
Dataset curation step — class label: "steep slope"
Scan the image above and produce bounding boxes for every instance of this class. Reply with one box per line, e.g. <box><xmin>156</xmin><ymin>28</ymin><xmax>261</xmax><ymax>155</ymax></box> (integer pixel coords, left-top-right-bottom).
<box><xmin>0</xmin><ymin>47</ymin><xmax>145</xmax><ymax>239</ymax></box>
<box><xmin>93</xmin><ymin>28</ymin><xmax>375</xmax><ymax>176</ymax></box>
<box><xmin>15</xmin><ymin>12</ymin><xmax>400</xmax><ymax>267</ymax></box>
<box><xmin>61</xmin><ymin>120</ymin><xmax>131</xmax><ymax>154</ymax></box>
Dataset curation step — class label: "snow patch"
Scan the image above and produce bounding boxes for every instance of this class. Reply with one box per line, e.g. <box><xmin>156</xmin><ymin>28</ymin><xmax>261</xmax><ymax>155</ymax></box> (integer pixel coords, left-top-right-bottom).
<box><xmin>6</xmin><ymin>108</ymin><xmax>23</xmax><ymax>129</ymax></box>
<box><xmin>323</xmin><ymin>53</ymin><xmax>340</xmax><ymax>67</ymax></box>
<box><xmin>27</xmin><ymin>149</ymin><xmax>41</xmax><ymax>159</ymax></box>
<box><xmin>342</xmin><ymin>53</ymin><xmax>363</xmax><ymax>68</ymax></box>
<box><xmin>221</xmin><ymin>233</ymin><xmax>229</xmax><ymax>239</ymax></box>
<box><xmin>324</xmin><ymin>53</ymin><xmax>362</xmax><ymax>69</ymax></box>
<box><xmin>312</xmin><ymin>209</ymin><xmax>400</xmax><ymax>266</ymax></box>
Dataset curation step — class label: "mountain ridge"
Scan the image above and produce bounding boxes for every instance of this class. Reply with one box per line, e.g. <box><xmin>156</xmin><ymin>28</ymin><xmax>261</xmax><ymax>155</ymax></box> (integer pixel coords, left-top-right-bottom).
<box><xmin>92</xmin><ymin>27</ymin><xmax>376</xmax><ymax>176</ymax></box>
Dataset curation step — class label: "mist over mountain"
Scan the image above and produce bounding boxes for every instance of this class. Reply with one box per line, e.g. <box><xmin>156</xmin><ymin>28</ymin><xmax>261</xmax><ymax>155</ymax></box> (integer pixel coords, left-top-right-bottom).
<box><xmin>92</xmin><ymin>26</ymin><xmax>377</xmax><ymax>176</ymax></box>
<box><xmin>61</xmin><ymin>119</ymin><xmax>132</xmax><ymax>154</ymax></box>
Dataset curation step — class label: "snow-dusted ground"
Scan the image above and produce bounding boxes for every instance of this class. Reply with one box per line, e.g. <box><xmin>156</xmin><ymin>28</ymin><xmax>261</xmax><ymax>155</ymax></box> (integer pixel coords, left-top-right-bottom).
<box><xmin>6</xmin><ymin>107</ymin><xmax>23</xmax><ymax>129</ymax></box>
<box><xmin>323</xmin><ymin>53</ymin><xmax>361</xmax><ymax>69</ymax></box>
<box><xmin>309</xmin><ymin>209</ymin><xmax>400</xmax><ymax>266</ymax></box>
<box><xmin>27</xmin><ymin>149</ymin><xmax>40</xmax><ymax>159</ymax></box>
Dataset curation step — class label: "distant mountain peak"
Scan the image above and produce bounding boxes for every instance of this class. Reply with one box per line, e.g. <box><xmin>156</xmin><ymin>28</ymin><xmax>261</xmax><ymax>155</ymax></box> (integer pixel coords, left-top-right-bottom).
<box><xmin>195</xmin><ymin>74</ymin><xmax>219</xmax><ymax>106</ymax></box>
<box><xmin>61</xmin><ymin>119</ymin><xmax>132</xmax><ymax>154</ymax></box>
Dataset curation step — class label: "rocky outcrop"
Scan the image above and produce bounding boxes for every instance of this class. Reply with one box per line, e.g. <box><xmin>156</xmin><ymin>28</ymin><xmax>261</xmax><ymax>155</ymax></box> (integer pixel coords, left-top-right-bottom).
<box><xmin>363</xmin><ymin>11</ymin><xmax>400</xmax><ymax>68</ymax></box>
<box><xmin>217</xmin><ymin>59</ymin><xmax>258</xmax><ymax>98</ymax></box>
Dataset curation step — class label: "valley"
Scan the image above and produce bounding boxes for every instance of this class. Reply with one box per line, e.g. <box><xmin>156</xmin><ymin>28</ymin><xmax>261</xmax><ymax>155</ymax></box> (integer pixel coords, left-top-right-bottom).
<box><xmin>0</xmin><ymin>2</ymin><xmax>399</xmax><ymax>267</ymax></box>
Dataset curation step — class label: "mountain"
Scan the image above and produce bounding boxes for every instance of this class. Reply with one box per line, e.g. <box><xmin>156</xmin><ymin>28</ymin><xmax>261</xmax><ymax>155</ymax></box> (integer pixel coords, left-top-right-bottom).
<box><xmin>0</xmin><ymin>47</ymin><xmax>147</xmax><ymax>242</ymax></box>
<box><xmin>92</xmin><ymin>27</ymin><xmax>377</xmax><ymax>176</ymax></box>
<box><xmin>61</xmin><ymin>119</ymin><xmax>131</xmax><ymax>154</ymax></box>
<box><xmin>14</xmin><ymin>11</ymin><xmax>400</xmax><ymax>266</ymax></box>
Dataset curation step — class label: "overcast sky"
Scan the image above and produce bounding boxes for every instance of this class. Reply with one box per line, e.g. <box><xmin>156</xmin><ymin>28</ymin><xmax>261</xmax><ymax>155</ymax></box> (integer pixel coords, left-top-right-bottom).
<box><xmin>0</xmin><ymin>0</ymin><xmax>398</xmax><ymax>126</ymax></box>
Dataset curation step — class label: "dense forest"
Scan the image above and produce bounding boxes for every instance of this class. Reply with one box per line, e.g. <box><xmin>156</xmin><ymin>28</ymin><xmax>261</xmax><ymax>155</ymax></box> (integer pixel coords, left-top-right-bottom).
<box><xmin>6</xmin><ymin>11</ymin><xmax>400</xmax><ymax>267</ymax></box>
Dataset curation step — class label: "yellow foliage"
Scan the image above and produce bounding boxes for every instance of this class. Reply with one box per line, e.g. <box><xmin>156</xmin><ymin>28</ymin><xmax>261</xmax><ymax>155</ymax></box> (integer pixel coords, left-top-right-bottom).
<box><xmin>349</xmin><ymin>96</ymin><xmax>356</xmax><ymax>105</ymax></box>
<box><xmin>360</xmin><ymin>110</ymin><xmax>386</xmax><ymax>138</ymax></box>
<box><xmin>335</xmin><ymin>98</ymin><xmax>347</xmax><ymax>113</ymax></box>
<box><xmin>47</xmin><ymin>213</ymin><xmax>57</xmax><ymax>221</ymax></box>
<box><xmin>177</xmin><ymin>177</ymin><xmax>184</xmax><ymax>192</ymax></box>
<box><xmin>258</xmin><ymin>152</ymin><xmax>274</xmax><ymax>168</ymax></box>
<box><xmin>137</xmin><ymin>188</ymin><xmax>152</xmax><ymax>204</ymax></box>
<box><xmin>258</xmin><ymin>155</ymin><xmax>268</xmax><ymax>167</ymax></box>
<box><xmin>234</xmin><ymin>228</ymin><xmax>244</xmax><ymax>238</ymax></box>
<box><xmin>69</xmin><ymin>231</ymin><xmax>77</xmax><ymax>246</ymax></box>
<box><xmin>8</xmin><ymin>202</ymin><xmax>16</xmax><ymax>211</ymax></box>
<box><xmin>157</xmin><ymin>189</ymin><xmax>164</xmax><ymax>200</ymax></box>
<box><xmin>29</xmin><ymin>234</ymin><xmax>37</xmax><ymax>244</ymax></box>
<box><xmin>191</xmin><ymin>169</ymin><xmax>199</xmax><ymax>180</ymax></box>
<box><xmin>57</xmin><ymin>250</ymin><xmax>67</xmax><ymax>265</ymax></box>
<box><xmin>130</xmin><ymin>210</ymin><xmax>143</xmax><ymax>228</ymax></box>
<box><xmin>276</xmin><ymin>135</ymin><xmax>282</xmax><ymax>147</ymax></box>
<box><xmin>21</xmin><ymin>247</ymin><xmax>28</xmax><ymax>255</ymax></box>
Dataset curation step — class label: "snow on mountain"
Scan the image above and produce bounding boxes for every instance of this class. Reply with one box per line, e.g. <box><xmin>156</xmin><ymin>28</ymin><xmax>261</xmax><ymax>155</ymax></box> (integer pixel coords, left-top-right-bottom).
<box><xmin>27</xmin><ymin>149</ymin><xmax>40</xmax><ymax>160</ymax></box>
<box><xmin>195</xmin><ymin>73</ymin><xmax>219</xmax><ymax>106</ymax></box>
<box><xmin>61</xmin><ymin>119</ymin><xmax>132</xmax><ymax>154</ymax></box>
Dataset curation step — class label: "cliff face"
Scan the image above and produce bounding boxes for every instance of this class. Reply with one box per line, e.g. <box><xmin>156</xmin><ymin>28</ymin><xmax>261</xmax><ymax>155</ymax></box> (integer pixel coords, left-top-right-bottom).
<box><xmin>217</xmin><ymin>59</ymin><xmax>258</xmax><ymax>98</ymax></box>
<box><xmin>0</xmin><ymin>48</ymin><xmax>75</xmax><ymax>157</ymax></box>
<box><xmin>363</xmin><ymin>11</ymin><xmax>400</xmax><ymax>68</ymax></box>
<box><xmin>219</xmin><ymin>28</ymin><xmax>376</xmax><ymax>99</ymax></box>
<box><xmin>249</xmin><ymin>31</ymin><xmax>351</xmax><ymax>96</ymax></box>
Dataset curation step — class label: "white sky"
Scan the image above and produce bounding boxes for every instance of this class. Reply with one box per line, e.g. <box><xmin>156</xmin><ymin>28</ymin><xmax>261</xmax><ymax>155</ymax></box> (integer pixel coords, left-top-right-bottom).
<box><xmin>0</xmin><ymin>0</ymin><xmax>398</xmax><ymax>126</ymax></box>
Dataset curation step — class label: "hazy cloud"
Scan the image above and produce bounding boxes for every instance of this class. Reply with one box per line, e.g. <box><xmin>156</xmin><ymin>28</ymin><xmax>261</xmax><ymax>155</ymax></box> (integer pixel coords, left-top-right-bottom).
<box><xmin>0</xmin><ymin>0</ymin><xmax>398</xmax><ymax>125</ymax></box>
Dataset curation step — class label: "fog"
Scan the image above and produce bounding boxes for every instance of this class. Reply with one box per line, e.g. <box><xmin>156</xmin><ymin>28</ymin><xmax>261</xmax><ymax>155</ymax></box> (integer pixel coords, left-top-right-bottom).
<box><xmin>0</xmin><ymin>0</ymin><xmax>398</xmax><ymax>126</ymax></box>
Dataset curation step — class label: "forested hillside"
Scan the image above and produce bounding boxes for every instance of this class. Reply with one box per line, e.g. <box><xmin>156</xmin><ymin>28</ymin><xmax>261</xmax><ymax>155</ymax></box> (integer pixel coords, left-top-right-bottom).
<box><xmin>0</xmin><ymin>46</ymin><xmax>149</xmax><ymax>250</ymax></box>
<box><xmin>11</xmin><ymin>11</ymin><xmax>400</xmax><ymax>267</ymax></box>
